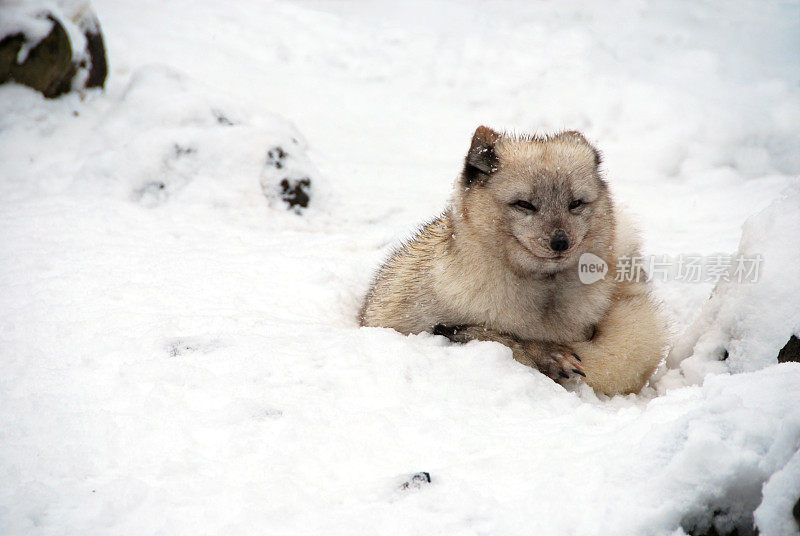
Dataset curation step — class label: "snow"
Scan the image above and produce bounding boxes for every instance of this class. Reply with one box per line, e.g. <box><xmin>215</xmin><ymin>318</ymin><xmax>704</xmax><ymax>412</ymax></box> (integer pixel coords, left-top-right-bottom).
<box><xmin>1</xmin><ymin>0</ymin><xmax>799</xmax><ymax>534</ymax></box>
<box><xmin>756</xmin><ymin>447</ymin><xmax>800</xmax><ymax>536</ymax></box>
<box><xmin>667</xmin><ymin>186</ymin><xmax>800</xmax><ymax>382</ymax></box>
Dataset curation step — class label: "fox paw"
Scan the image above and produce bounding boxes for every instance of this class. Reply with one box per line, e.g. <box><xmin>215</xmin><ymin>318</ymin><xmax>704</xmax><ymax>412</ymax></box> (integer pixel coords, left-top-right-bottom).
<box><xmin>523</xmin><ymin>342</ymin><xmax>585</xmax><ymax>381</ymax></box>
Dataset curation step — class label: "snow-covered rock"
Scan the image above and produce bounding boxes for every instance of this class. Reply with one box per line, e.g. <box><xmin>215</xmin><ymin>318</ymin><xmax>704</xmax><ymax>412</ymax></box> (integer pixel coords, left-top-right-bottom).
<box><xmin>0</xmin><ymin>0</ymin><xmax>107</xmax><ymax>96</ymax></box>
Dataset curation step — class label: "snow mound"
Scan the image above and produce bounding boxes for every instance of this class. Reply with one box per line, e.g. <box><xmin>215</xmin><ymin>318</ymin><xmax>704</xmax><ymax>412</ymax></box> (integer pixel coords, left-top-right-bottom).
<box><xmin>666</xmin><ymin>186</ymin><xmax>800</xmax><ymax>384</ymax></box>
<box><xmin>755</xmin><ymin>447</ymin><xmax>800</xmax><ymax>536</ymax></box>
<box><xmin>0</xmin><ymin>65</ymin><xmax>327</xmax><ymax>214</ymax></box>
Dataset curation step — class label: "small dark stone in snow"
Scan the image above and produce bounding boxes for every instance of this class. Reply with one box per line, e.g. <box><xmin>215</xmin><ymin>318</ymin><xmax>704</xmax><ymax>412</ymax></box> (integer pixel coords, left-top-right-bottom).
<box><xmin>399</xmin><ymin>472</ymin><xmax>431</xmax><ymax>491</ymax></box>
<box><xmin>174</xmin><ymin>144</ymin><xmax>195</xmax><ymax>157</ymax></box>
<box><xmin>213</xmin><ymin>110</ymin><xmax>234</xmax><ymax>126</ymax></box>
<box><xmin>170</xmin><ymin>344</ymin><xmax>194</xmax><ymax>357</ymax></box>
<box><xmin>266</xmin><ymin>146</ymin><xmax>287</xmax><ymax>169</ymax></box>
<box><xmin>279</xmin><ymin>177</ymin><xmax>311</xmax><ymax>209</ymax></box>
<box><xmin>133</xmin><ymin>181</ymin><xmax>169</xmax><ymax>205</ymax></box>
<box><xmin>166</xmin><ymin>337</ymin><xmax>224</xmax><ymax>357</ymax></box>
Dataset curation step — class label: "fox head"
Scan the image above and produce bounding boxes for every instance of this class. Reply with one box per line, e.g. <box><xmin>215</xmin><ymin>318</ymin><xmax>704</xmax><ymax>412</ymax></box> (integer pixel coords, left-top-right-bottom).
<box><xmin>455</xmin><ymin>126</ymin><xmax>616</xmax><ymax>276</ymax></box>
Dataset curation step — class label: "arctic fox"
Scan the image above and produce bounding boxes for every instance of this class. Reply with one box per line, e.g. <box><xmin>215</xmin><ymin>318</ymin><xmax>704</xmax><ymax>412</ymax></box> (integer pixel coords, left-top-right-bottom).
<box><xmin>360</xmin><ymin>126</ymin><xmax>667</xmax><ymax>396</ymax></box>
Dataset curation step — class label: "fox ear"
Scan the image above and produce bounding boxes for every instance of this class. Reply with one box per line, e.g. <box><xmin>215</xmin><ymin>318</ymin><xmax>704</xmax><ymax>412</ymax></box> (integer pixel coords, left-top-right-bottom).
<box><xmin>562</xmin><ymin>130</ymin><xmax>602</xmax><ymax>167</ymax></box>
<box><xmin>463</xmin><ymin>125</ymin><xmax>501</xmax><ymax>184</ymax></box>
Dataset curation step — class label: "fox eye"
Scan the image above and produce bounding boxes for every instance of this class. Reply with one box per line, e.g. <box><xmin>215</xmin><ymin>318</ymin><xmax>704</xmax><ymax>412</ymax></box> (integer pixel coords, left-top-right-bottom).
<box><xmin>512</xmin><ymin>200</ymin><xmax>537</xmax><ymax>212</ymax></box>
<box><xmin>569</xmin><ymin>199</ymin><xmax>584</xmax><ymax>210</ymax></box>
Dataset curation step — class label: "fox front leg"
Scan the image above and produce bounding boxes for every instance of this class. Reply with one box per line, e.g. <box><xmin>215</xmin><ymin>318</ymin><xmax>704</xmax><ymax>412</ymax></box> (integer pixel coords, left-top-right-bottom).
<box><xmin>432</xmin><ymin>324</ymin><xmax>585</xmax><ymax>381</ymax></box>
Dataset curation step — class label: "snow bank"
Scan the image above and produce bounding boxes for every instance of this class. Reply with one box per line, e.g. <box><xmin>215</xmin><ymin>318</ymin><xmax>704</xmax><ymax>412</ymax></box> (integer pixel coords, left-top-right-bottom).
<box><xmin>755</xmin><ymin>447</ymin><xmax>800</xmax><ymax>536</ymax></box>
<box><xmin>76</xmin><ymin>65</ymin><xmax>327</xmax><ymax>213</ymax></box>
<box><xmin>0</xmin><ymin>65</ymin><xmax>328</xmax><ymax>214</ymax></box>
<box><xmin>666</xmin><ymin>186</ymin><xmax>800</xmax><ymax>384</ymax></box>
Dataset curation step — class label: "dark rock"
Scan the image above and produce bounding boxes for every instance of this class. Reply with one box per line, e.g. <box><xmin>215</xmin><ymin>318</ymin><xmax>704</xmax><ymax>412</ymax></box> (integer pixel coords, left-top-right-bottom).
<box><xmin>83</xmin><ymin>26</ymin><xmax>107</xmax><ymax>89</ymax></box>
<box><xmin>260</xmin><ymin>143</ymin><xmax>316</xmax><ymax>213</ymax></box>
<box><xmin>0</xmin><ymin>5</ymin><xmax>108</xmax><ymax>98</ymax></box>
<box><xmin>0</xmin><ymin>16</ymin><xmax>73</xmax><ymax>98</ymax></box>
<box><xmin>777</xmin><ymin>335</ymin><xmax>800</xmax><ymax>364</ymax></box>
<box><xmin>279</xmin><ymin>177</ymin><xmax>311</xmax><ymax>209</ymax></box>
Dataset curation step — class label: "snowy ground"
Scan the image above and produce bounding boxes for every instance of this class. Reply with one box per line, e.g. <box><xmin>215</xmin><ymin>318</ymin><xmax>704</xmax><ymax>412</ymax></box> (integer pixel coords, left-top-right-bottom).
<box><xmin>1</xmin><ymin>1</ymin><xmax>799</xmax><ymax>534</ymax></box>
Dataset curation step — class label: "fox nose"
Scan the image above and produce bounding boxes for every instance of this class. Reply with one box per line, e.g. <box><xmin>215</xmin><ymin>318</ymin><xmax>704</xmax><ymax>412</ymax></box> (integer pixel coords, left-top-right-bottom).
<box><xmin>550</xmin><ymin>230</ymin><xmax>569</xmax><ymax>252</ymax></box>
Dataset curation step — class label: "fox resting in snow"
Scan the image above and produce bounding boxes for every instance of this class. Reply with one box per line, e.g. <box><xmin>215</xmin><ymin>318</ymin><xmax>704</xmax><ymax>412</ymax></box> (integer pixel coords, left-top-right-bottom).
<box><xmin>360</xmin><ymin>126</ymin><xmax>668</xmax><ymax>396</ymax></box>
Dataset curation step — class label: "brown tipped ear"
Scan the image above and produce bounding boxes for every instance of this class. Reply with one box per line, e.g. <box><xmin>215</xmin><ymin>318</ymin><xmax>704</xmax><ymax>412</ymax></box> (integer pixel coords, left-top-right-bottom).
<box><xmin>463</xmin><ymin>125</ymin><xmax>501</xmax><ymax>185</ymax></box>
